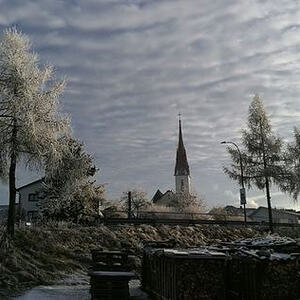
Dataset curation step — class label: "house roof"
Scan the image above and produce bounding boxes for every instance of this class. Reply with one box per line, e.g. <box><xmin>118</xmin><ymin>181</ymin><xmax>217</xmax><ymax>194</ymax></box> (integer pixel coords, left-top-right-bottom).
<box><xmin>224</xmin><ymin>205</ymin><xmax>257</xmax><ymax>216</ymax></box>
<box><xmin>152</xmin><ymin>189</ymin><xmax>163</xmax><ymax>203</ymax></box>
<box><xmin>174</xmin><ymin>118</ymin><xmax>190</xmax><ymax>176</ymax></box>
<box><xmin>279</xmin><ymin>209</ymin><xmax>300</xmax><ymax>218</ymax></box>
<box><xmin>248</xmin><ymin>207</ymin><xmax>265</xmax><ymax>217</ymax></box>
<box><xmin>224</xmin><ymin>205</ymin><xmax>243</xmax><ymax>216</ymax></box>
<box><xmin>152</xmin><ymin>190</ymin><xmax>175</xmax><ymax>205</ymax></box>
<box><xmin>16</xmin><ymin>178</ymin><xmax>44</xmax><ymax>191</ymax></box>
<box><xmin>249</xmin><ymin>206</ymin><xmax>300</xmax><ymax>218</ymax></box>
<box><xmin>223</xmin><ymin>206</ymin><xmax>300</xmax><ymax>219</ymax></box>
<box><xmin>245</xmin><ymin>208</ymin><xmax>257</xmax><ymax>216</ymax></box>
<box><xmin>162</xmin><ymin>190</ymin><xmax>175</xmax><ymax>197</ymax></box>
<box><xmin>158</xmin><ymin>190</ymin><xmax>175</xmax><ymax>202</ymax></box>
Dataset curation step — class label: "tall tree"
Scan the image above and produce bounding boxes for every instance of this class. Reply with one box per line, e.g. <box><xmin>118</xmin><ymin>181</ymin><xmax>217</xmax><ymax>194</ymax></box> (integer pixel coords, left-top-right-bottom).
<box><xmin>42</xmin><ymin>137</ymin><xmax>104</xmax><ymax>222</ymax></box>
<box><xmin>278</xmin><ymin>127</ymin><xmax>300</xmax><ymax>200</ymax></box>
<box><xmin>0</xmin><ymin>28</ymin><xmax>70</xmax><ymax>236</ymax></box>
<box><xmin>224</xmin><ymin>95</ymin><xmax>284</xmax><ymax>232</ymax></box>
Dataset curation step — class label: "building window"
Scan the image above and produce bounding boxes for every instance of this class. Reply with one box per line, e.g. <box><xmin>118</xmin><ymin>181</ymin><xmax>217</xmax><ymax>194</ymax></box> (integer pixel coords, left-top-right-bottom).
<box><xmin>181</xmin><ymin>179</ymin><xmax>184</xmax><ymax>191</ymax></box>
<box><xmin>27</xmin><ymin>210</ymin><xmax>38</xmax><ymax>220</ymax></box>
<box><xmin>28</xmin><ymin>193</ymin><xmax>38</xmax><ymax>202</ymax></box>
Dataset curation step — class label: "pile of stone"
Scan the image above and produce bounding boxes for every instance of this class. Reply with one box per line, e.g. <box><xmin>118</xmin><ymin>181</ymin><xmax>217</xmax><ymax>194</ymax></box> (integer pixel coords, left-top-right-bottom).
<box><xmin>142</xmin><ymin>236</ymin><xmax>300</xmax><ymax>300</ymax></box>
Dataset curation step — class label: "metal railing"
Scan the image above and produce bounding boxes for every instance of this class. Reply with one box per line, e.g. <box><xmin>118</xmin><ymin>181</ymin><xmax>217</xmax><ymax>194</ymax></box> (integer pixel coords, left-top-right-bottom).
<box><xmin>101</xmin><ymin>212</ymin><xmax>300</xmax><ymax>228</ymax></box>
<box><xmin>104</xmin><ymin>210</ymin><xmax>245</xmax><ymax>221</ymax></box>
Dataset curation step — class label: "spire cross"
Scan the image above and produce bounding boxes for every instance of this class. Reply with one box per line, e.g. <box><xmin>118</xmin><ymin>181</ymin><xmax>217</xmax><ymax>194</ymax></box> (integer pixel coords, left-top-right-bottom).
<box><xmin>178</xmin><ymin>112</ymin><xmax>182</xmax><ymax>120</ymax></box>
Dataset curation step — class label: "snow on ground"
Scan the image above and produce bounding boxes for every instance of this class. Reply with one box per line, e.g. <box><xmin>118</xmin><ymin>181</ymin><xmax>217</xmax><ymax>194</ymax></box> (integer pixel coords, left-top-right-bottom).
<box><xmin>12</xmin><ymin>277</ymin><xmax>150</xmax><ymax>300</ymax></box>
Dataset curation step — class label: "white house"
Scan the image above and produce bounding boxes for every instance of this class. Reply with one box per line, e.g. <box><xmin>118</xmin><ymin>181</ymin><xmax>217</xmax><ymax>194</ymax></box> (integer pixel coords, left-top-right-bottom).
<box><xmin>17</xmin><ymin>178</ymin><xmax>104</xmax><ymax>221</ymax></box>
<box><xmin>248</xmin><ymin>207</ymin><xmax>299</xmax><ymax>224</ymax></box>
<box><xmin>17</xmin><ymin>179</ymin><xmax>45</xmax><ymax>221</ymax></box>
<box><xmin>0</xmin><ymin>204</ymin><xmax>9</xmax><ymax>224</ymax></box>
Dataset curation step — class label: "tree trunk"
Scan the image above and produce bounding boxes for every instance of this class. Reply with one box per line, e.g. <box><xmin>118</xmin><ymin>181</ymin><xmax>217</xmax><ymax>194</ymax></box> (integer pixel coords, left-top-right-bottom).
<box><xmin>7</xmin><ymin>150</ymin><xmax>17</xmax><ymax>237</ymax></box>
<box><xmin>260</xmin><ymin>121</ymin><xmax>273</xmax><ymax>233</ymax></box>
<box><xmin>7</xmin><ymin>120</ymin><xmax>17</xmax><ymax>238</ymax></box>
<box><xmin>265</xmin><ymin>176</ymin><xmax>273</xmax><ymax>233</ymax></box>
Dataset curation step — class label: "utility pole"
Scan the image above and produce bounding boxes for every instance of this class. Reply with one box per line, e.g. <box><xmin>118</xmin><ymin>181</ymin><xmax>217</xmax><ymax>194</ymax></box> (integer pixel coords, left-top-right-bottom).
<box><xmin>128</xmin><ymin>191</ymin><xmax>132</xmax><ymax>219</ymax></box>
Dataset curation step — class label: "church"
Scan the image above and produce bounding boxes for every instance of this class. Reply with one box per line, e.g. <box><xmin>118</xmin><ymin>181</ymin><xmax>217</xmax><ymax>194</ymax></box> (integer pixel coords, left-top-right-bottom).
<box><xmin>152</xmin><ymin>117</ymin><xmax>191</xmax><ymax>206</ymax></box>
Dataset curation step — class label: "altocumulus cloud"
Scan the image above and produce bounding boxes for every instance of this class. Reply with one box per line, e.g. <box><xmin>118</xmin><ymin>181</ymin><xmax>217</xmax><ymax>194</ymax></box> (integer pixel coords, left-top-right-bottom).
<box><xmin>0</xmin><ymin>0</ymin><xmax>299</xmax><ymax>209</ymax></box>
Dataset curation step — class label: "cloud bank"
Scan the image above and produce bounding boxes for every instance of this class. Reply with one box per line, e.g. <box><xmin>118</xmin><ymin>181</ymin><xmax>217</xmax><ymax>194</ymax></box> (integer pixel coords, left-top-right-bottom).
<box><xmin>0</xmin><ymin>0</ymin><xmax>300</xmax><ymax>209</ymax></box>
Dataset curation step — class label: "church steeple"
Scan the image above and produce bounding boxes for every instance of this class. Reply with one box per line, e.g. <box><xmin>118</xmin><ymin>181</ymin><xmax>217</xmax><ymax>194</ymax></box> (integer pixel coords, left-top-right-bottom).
<box><xmin>174</xmin><ymin>116</ymin><xmax>191</xmax><ymax>194</ymax></box>
<box><xmin>174</xmin><ymin>117</ymin><xmax>190</xmax><ymax>176</ymax></box>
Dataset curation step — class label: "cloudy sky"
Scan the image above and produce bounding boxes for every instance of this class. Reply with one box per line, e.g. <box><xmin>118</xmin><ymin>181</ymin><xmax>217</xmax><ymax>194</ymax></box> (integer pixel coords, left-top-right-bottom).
<box><xmin>0</xmin><ymin>0</ymin><xmax>300</xmax><ymax>210</ymax></box>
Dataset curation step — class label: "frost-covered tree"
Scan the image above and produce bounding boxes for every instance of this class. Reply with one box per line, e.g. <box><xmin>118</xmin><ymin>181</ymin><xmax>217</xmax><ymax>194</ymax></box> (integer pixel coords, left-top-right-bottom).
<box><xmin>0</xmin><ymin>28</ymin><xmax>70</xmax><ymax>236</ymax></box>
<box><xmin>42</xmin><ymin>180</ymin><xmax>105</xmax><ymax>223</ymax></box>
<box><xmin>171</xmin><ymin>192</ymin><xmax>205</xmax><ymax>212</ymax></box>
<box><xmin>278</xmin><ymin>128</ymin><xmax>300</xmax><ymax>200</ymax></box>
<box><xmin>223</xmin><ymin>95</ymin><xmax>284</xmax><ymax>232</ymax></box>
<box><xmin>42</xmin><ymin>137</ymin><xmax>104</xmax><ymax>222</ymax></box>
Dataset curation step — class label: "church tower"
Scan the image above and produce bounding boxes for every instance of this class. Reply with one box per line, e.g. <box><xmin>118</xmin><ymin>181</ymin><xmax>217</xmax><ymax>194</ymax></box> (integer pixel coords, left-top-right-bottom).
<box><xmin>174</xmin><ymin>116</ymin><xmax>191</xmax><ymax>194</ymax></box>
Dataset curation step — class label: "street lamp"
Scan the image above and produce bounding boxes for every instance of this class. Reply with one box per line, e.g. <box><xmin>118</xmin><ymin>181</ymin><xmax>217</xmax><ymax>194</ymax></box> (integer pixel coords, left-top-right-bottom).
<box><xmin>221</xmin><ymin>141</ymin><xmax>247</xmax><ymax>224</ymax></box>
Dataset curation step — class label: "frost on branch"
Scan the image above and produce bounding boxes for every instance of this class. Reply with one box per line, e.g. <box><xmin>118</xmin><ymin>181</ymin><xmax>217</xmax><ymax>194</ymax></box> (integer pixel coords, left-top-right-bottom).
<box><xmin>0</xmin><ymin>28</ymin><xmax>71</xmax><ymax>236</ymax></box>
<box><xmin>41</xmin><ymin>137</ymin><xmax>104</xmax><ymax>222</ymax></box>
<box><xmin>0</xmin><ymin>28</ymin><xmax>70</xmax><ymax>176</ymax></box>
<box><xmin>223</xmin><ymin>95</ymin><xmax>284</xmax><ymax>191</ymax></box>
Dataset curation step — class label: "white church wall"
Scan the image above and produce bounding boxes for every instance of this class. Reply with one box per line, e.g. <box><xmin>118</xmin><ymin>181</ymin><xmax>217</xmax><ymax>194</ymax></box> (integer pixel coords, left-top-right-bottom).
<box><xmin>175</xmin><ymin>175</ymin><xmax>190</xmax><ymax>194</ymax></box>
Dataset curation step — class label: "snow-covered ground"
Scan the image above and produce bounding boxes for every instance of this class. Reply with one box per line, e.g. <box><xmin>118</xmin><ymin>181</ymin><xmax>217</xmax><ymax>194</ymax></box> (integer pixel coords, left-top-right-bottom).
<box><xmin>12</xmin><ymin>274</ymin><xmax>150</xmax><ymax>300</ymax></box>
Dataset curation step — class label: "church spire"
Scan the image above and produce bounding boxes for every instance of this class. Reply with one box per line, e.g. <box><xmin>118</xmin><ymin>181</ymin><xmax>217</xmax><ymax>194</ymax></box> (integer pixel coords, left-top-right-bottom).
<box><xmin>174</xmin><ymin>116</ymin><xmax>190</xmax><ymax>176</ymax></box>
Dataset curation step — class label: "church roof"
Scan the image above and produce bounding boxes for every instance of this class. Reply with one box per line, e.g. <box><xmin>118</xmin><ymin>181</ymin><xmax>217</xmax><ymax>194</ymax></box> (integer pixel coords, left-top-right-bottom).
<box><xmin>152</xmin><ymin>189</ymin><xmax>164</xmax><ymax>203</ymax></box>
<box><xmin>174</xmin><ymin>119</ymin><xmax>190</xmax><ymax>176</ymax></box>
<box><xmin>153</xmin><ymin>190</ymin><xmax>175</xmax><ymax>206</ymax></box>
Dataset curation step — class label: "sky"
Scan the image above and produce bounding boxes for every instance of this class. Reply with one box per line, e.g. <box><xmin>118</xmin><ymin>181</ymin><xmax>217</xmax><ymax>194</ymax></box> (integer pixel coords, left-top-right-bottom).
<box><xmin>0</xmin><ymin>0</ymin><xmax>300</xmax><ymax>210</ymax></box>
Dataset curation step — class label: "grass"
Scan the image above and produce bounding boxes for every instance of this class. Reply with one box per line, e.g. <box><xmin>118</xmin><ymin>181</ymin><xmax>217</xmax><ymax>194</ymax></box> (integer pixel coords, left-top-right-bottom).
<box><xmin>1</xmin><ymin>221</ymin><xmax>294</xmax><ymax>295</ymax></box>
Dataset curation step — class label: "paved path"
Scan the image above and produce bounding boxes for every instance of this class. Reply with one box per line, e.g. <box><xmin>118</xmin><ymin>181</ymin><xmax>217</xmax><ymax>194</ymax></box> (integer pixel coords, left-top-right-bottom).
<box><xmin>12</xmin><ymin>279</ymin><xmax>150</xmax><ymax>300</ymax></box>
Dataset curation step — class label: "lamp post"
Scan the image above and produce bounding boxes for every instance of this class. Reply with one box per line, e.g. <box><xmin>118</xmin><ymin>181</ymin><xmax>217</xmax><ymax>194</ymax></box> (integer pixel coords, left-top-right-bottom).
<box><xmin>221</xmin><ymin>141</ymin><xmax>247</xmax><ymax>224</ymax></box>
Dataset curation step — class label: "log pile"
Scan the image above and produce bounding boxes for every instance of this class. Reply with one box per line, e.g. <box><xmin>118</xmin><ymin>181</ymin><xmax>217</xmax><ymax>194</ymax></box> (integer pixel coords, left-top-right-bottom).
<box><xmin>226</xmin><ymin>252</ymin><xmax>300</xmax><ymax>299</ymax></box>
<box><xmin>142</xmin><ymin>248</ymin><xmax>227</xmax><ymax>300</ymax></box>
<box><xmin>142</xmin><ymin>236</ymin><xmax>300</xmax><ymax>300</ymax></box>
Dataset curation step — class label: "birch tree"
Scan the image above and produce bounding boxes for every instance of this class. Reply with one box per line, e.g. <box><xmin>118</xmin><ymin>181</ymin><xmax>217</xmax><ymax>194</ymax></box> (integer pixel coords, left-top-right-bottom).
<box><xmin>0</xmin><ymin>28</ymin><xmax>70</xmax><ymax>236</ymax></box>
<box><xmin>223</xmin><ymin>95</ymin><xmax>284</xmax><ymax>232</ymax></box>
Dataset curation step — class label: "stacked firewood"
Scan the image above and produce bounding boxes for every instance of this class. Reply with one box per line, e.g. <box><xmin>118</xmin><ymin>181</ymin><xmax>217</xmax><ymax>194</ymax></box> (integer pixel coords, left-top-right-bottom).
<box><xmin>142</xmin><ymin>237</ymin><xmax>300</xmax><ymax>300</ymax></box>
<box><xmin>175</xmin><ymin>259</ymin><xmax>226</xmax><ymax>300</ymax></box>
<box><xmin>143</xmin><ymin>248</ymin><xmax>227</xmax><ymax>300</ymax></box>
